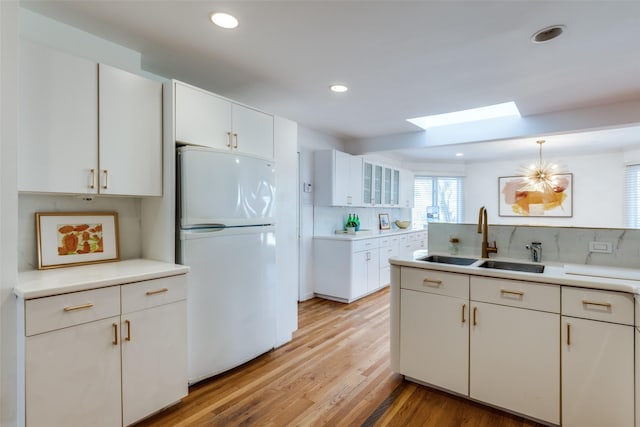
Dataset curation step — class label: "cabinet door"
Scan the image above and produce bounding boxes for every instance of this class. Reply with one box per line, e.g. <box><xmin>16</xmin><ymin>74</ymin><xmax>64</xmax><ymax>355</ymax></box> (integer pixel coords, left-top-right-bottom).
<box><xmin>121</xmin><ymin>301</ymin><xmax>188</xmax><ymax>426</ymax></box>
<box><xmin>99</xmin><ymin>64</ymin><xmax>163</xmax><ymax>196</ymax></box>
<box><xmin>392</xmin><ymin>169</ymin><xmax>400</xmax><ymax>205</ymax></box>
<box><xmin>18</xmin><ymin>39</ymin><xmax>98</xmax><ymax>194</ymax></box>
<box><xmin>562</xmin><ymin>317</ymin><xmax>634</xmax><ymax>427</ymax></box>
<box><xmin>383</xmin><ymin>167</ymin><xmax>392</xmax><ymax>205</ymax></box>
<box><xmin>174</xmin><ymin>82</ymin><xmax>232</xmax><ymax>149</ymax></box>
<box><xmin>373</xmin><ymin>164</ymin><xmax>383</xmax><ymax>205</ymax></box>
<box><xmin>366</xmin><ymin>248</ymin><xmax>380</xmax><ymax>292</ymax></box>
<box><xmin>470</xmin><ymin>302</ymin><xmax>559</xmax><ymax>424</ymax></box>
<box><xmin>399</xmin><ymin>169</ymin><xmax>415</xmax><ymax>208</ymax></box>
<box><xmin>351</xmin><ymin>250</ymin><xmax>370</xmax><ymax>300</ymax></box>
<box><xmin>400</xmin><ymin>289</ymin><xmax>468</xmax><ymax>395</ymax></box>
<box><xmin>363</xmin><ymin>162</ymin><xmax>373</xmax><ymax>206</ymax></box>
<box><xmin>231</xmin><ymin>103</ymin><xmax>274</xmax><ymax>160</ymax></box>
<box><xmin>348</xmin><ymin>156</ymin><xmax>363</xmax><ymax>206</ymax></box>
<box><xmin>25</xmin><ymin>316</ymin><xmax>121</xmax><ymax>427</ymax></box>
<box><xmin>334</xmin><ymin>150</ymin><xmax>354</xmax><ymax>206</ymax></box>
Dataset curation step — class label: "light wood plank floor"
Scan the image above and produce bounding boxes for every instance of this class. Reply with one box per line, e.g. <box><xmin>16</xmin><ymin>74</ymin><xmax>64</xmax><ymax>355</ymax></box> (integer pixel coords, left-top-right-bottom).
<box><xmin>135</xmin><ymin>287</ymin><xmax>543</xmax><ymax>426</ymax></box>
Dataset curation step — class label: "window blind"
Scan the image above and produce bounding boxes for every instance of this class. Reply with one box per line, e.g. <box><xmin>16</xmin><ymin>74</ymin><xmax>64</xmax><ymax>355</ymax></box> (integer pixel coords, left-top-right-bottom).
<box><xmin>624</xmin><ymin>164</ymin><xmax>640</xmax><ymax>228</ymax></box>
<box><xmin>412</xmin><ymin>176</ymin><xmax>464</xmax><ymax>229</ymax></box>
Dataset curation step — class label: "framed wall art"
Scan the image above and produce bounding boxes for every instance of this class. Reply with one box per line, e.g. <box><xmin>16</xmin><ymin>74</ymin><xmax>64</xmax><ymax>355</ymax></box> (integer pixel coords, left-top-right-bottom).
<box><xmin>498</xmin><ymin>174</ymin><xmax>573</xmax><ymax>217</ymax></box>
<box><xmin>36</xmin><ymin>211</ymin><xmax>120</xmax><ymax>269</ymax></box>
<box><xmin>379</xmin><ymin>213</ymin><xmax>390</xmax><ymax>230</ymax></box>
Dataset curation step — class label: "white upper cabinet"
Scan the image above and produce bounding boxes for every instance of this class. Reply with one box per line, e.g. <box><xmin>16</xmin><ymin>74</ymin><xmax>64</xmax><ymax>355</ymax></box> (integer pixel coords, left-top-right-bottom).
<box><xmin>18</xmin><ymin>40</ymin><xmax>163</xmax><ymax>196</ymax></box>
<box><xmin>399</xmin><ymin>169</ymin><xmax>414</xmax><ymax>208</ymax></box>
<box><xmin>99</xmin><ymin>64</ymin><xmax>163</xmax><ymax>196</ymax></box>
<box><xmin>19</xmin><ymin>39</ymin><xmax>98</xmax><ymax>194</ymax></box>
<box><xmin>314</xmin><ymin>149</ymin><xmax>363</xmax><ymax>207</ymax></box>
<box><xmin>174</xmin><ymin>81</ymin><xmax>274</xmax><ymax>160</ymax></box>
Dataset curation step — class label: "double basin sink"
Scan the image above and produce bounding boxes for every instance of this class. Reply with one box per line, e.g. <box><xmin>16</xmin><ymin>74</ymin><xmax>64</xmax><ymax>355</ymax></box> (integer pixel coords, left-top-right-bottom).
<box><xmin>419</xmin><ymin>255</ymin><xmax>545</xmax><ymax>274</ymax></box>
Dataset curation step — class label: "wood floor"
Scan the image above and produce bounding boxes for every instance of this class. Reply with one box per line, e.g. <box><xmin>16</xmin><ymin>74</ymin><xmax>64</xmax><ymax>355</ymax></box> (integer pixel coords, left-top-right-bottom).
<box><xmin>135</xmin><ymin>287</ymin><xmax>543</xmax><ymax>427</ymax></box>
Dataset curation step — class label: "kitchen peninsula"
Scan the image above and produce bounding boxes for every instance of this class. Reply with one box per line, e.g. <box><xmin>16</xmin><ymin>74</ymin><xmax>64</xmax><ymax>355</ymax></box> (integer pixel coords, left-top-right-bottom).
<box><xmin>389</xmin><ymin>254</ymin><xmax>640</xmax><ymax>426</ymax></box>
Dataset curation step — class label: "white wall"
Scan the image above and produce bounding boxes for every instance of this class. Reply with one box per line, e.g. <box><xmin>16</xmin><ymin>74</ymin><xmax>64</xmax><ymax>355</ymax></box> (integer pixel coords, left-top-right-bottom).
<box><xmin>298</xmin><ymin>127</ymin><xmax>344</xmax><ymax>300</ymax></box>
<box><xmin>1</xmin><ymin>2</ymin><xmax>19</xmax><ymax>425</ymax></box>
<box><xmin>464</xmin><ymin>150</ymin><xmax>625</xmax><ymax>228</ymax></box>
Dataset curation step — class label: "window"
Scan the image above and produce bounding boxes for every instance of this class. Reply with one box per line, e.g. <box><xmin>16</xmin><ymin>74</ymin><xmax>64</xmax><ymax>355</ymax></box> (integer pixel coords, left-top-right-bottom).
<box><xmin>412</xmin><ymin>176</ymin><xmax>464</xmax><ymax>229</ymax></box>
<box><xmin>624</xmin><ymin>164</ymin><xmax>640</xmax><ymax>228</ymax></box>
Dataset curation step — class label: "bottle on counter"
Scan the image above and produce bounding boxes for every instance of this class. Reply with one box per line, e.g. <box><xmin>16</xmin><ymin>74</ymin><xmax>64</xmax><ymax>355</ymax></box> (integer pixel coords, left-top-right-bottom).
<box><xmin>354</xmin><ymin>214</ymin><xmax>360</xmax><ymax>231</ymax></box>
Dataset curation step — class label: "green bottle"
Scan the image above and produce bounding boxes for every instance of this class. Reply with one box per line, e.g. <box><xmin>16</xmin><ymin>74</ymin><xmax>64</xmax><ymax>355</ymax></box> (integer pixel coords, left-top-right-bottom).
<box><xmin>346</xmin><ymin>214</ymin><xmax>353</xmax><ymax>229</ymax></box>
<box><xmin>354</xmin><ymin>214</ymin><xmax>360</xmax><ymax>231</ymax></box>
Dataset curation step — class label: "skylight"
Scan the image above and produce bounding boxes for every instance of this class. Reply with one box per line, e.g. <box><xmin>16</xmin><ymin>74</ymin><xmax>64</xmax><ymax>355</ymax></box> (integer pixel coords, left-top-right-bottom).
<box><xmin>407</xmin><ymin>101</ymin><xmax>521</xmax><ymax>129</ymax></box>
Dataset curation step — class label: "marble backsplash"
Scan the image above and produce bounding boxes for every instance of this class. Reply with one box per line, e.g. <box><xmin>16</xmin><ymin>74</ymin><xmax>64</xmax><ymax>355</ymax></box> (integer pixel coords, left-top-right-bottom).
<box><xmin>428</xmin><ymin>223</ymin><xmax>640</xmax><ymax>269</ymax></box>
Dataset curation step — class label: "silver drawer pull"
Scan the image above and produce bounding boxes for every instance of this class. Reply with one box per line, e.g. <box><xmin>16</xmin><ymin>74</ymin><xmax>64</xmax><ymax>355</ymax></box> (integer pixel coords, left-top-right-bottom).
<box><xmin>582</xmin><ymin>300</ymin><xmax>612</xmax><ymax>308</ymax></box>
<box><xmin>146</xmin><ymin>288</ymin><xmax>169</xmax><ymax>296</ymax></box>
<box><xmin>423</xmin><ymin>278</ymin><xmax>443</xmax><ymax>286</ymax></box>
<box><xmin>500</xmin><ymin>289</ymin><xmax>524</xmax><ymax>297</ymax></box>
<box><xmin>63</xmin><ymin>302</ymin><xmax>94</xmax><ymax>312</ymax></box>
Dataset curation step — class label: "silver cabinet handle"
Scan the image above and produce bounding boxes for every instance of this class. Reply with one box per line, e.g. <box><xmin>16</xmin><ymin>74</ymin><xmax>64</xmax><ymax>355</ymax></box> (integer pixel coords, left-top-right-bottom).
<box><xmin>226</xmin><ymin>131</ymin><xmax>232</xmax><ymax>148</ymax></box>
<box><xmin>89</xmin><ymin>169</ymin><xmax>96</xmax><ymax>189</ymax></box>
<box><xmin>233</xmin><ymin>133</ymin><xmax>238</xmax><ymax>149</ymax></box>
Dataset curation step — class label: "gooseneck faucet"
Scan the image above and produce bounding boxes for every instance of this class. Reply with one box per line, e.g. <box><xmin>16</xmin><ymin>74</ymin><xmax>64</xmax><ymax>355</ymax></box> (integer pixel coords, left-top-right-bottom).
<box><xmin>477</xmin><ymin>206</ymin><xmax>498</xmax><ymax>258</ymax></box>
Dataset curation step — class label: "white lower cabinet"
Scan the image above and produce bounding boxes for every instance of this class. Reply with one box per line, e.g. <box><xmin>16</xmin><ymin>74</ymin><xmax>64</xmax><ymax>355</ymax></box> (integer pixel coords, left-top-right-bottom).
<box><xmin>399</xmin><ymin>268</ymin><xmax>469</xmax><ymax>395</ymax></box>
<box><xmin>20</xmin><ymin>274</ymin><xmax>188</xmax><ymax>426</ymax></box>
<box><xmin>25</xmin><ymin>315</ymin><xmax>122</xmax><ymax>427</ymax></box>
<box><xmin>470</xmin><ymin>302</ymin><xmax>559</xmax><ymax>424</ymax></box>
<box><xmin>561</xmin><ymin>287</ymin><xmax>635</xmax><ymax>427</ymax></box>
<box><xmin>121</xmin><ymin>278</ymin><xmax>188</xmax><ymax>426</ymax></box>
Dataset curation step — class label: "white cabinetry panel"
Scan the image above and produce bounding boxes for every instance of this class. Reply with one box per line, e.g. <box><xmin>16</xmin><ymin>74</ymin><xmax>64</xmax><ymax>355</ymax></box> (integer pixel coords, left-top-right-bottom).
<box><xmin>18</xmin><ymin>39</ymin><xmax>98</xmax><ymax>194</ymax></box>
<box><xmin>99</xmin><ymin>64</ymin><xmax>163</xmax><ymax>196</ymax></box>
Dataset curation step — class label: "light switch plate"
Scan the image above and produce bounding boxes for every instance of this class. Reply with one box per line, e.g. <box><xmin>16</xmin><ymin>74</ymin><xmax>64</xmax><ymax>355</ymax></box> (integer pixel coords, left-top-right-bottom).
<box><xmin>589</xmin><ymin>241</ymin><xmax>613</xmax><ymax>253</ymax></box>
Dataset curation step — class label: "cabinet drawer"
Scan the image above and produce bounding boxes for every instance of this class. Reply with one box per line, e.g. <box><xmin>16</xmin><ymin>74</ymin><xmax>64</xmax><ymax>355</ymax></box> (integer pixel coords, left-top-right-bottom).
<box><xmin>379</xmin><ymin>245</ymin><xmax>398</xmax><ymax>265</ymax></box>
<box><xmin>471</xmin><ymin>277</ymin><xmax>559</xmax><ymax>313</ymax></box>
<box><xmin>562</xmin><ymin>287</ymin><xmax>634</xmax><ymax>325</ymax></box>
<box><xmin>25</xmin><ymin>286</ymin><xmax>121</xmax><ymax>336</ymax></box>
<box><xmin>379</xmin><ymin>237</ymin><xmax>394</xmax><ymax>247</ymax></box>
<box><xmin>401</xmin><ymin>267</ymin><xmax>468</xmax><ymax>299</ymax></box>
<box><xmin>121</xmin><ymin>274</ymin><xmax>187</xmax><ymax>314</ymax></box>
<box><xmin>353</xmin><ymin>238</ymin><xmax>379</xmax><ymax>252</ymax></box>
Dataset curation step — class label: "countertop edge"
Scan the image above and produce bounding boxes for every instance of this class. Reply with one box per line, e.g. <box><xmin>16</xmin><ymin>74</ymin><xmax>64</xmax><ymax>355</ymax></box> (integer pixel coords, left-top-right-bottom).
<box><xmin>15</xmin><ymin>259</ymin><xmax>190</xmax><ymax>299</ymax></box>
<box><xmin>314</xmin><ymin>228</ymin><xmax>426</xmax><ymax>241</ymax></box>
<box><xmin>390</xmin><ymin>256</ymin><xmax>640</xmax><ymax>294</ymax></box>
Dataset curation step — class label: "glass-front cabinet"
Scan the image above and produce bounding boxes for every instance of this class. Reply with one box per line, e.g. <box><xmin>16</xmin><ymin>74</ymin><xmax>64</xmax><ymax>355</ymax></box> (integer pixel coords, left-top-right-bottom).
<box><xmin>363</xmin><ymin>161</ymin><xmax>401</xmax><ymax>207</ymax></box>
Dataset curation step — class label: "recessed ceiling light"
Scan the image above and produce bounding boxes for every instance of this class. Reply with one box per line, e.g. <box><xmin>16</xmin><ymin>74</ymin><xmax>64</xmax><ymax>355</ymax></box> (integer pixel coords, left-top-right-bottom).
<box><xmin>455</xmin><ymin>153</ymin><xmax>464</xmax><ymax>157</ymax></box>
<box><xmin>210</xmin><ymin>12</ymin><xmax>239</xmax><ymax>29</ymax></box>
<box><xmin>407</xmin><ymin>101</ymin><xmax>521</xmax><ymax>129</ymax></box>
<box><xmin>531</xmin><ymin>25</ymin><xmax>565</xmax><ymax>43</ymax></box>
<box><xmin>330</xmin><ymin>84</ymin><xmax>349</xmax><ymax>93</ymax></box>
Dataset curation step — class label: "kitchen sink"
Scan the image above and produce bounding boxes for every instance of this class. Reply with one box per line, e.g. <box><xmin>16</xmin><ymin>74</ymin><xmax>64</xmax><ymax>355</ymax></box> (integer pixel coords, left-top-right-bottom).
<box><xmin>478</xmin><ymin>260</ymin><xmax>545</xmax><ymax>274</ymax></box>
<box><xmin>419</xmin><ymin>255</ymin><xmax>478</xmax><ymax>266</ymax></box>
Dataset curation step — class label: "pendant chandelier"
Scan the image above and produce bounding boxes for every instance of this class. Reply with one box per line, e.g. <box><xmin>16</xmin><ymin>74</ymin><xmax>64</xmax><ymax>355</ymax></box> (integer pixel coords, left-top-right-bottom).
<box><xmin>519</xmin><ymin>140</ymin><xmax>563</xmax><ymax>193</ymax></box>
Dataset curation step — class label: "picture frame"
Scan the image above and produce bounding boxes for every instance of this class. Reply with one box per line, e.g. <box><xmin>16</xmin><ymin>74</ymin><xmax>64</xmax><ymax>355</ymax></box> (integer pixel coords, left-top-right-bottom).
<box><xmin>379</xmin><ymin>213</ymin><xmax>391</xmax><ymax>230</ymax></box>
<box><xmin>36</xmin><ymin>212</ymin><xmax>120</xmax><ymax>270</ymax></box>
<box><xmin>498</xmin><ymin>174</ymin><xmax>573</xmax><ymax>217</ymax></box>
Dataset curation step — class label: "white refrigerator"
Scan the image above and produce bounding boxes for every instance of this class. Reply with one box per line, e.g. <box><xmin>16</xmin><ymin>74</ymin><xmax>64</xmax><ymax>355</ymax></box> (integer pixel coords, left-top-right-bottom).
<box><xmin>177</xmin><ymin>146</ymin><xmax>277</xmax><ymax>384</ymax></box>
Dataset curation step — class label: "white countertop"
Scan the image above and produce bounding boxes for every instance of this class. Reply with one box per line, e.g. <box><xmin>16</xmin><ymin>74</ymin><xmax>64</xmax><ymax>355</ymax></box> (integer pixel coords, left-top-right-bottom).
<box><xmin>15</xmin><ymin>259</ymin><xmax>190</xmax><ymax>299</ymax></box>
<box><xmin>314</xmin><ymin>228</ymin><xmax>426</xmax><ymax>241</ymax></box>
<box><xmin>390</xmin><ymin>253</ymin><xmax>640</xmax><ymax>294</ymax></box>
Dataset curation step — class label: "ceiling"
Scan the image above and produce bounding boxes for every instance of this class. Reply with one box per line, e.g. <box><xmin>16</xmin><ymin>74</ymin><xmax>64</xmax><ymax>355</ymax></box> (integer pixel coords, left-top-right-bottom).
<box><xmin>20</xmin><ymin>1</ymin><xmax>640</xmax><ymax>162</ymax></box>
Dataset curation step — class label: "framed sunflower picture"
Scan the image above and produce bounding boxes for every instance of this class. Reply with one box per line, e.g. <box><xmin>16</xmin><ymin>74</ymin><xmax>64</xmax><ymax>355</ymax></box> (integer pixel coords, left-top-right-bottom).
<box><xmin>36</xmin><ymin>212</ymin><xmax>120</xmax><ymax>270</ymax></box>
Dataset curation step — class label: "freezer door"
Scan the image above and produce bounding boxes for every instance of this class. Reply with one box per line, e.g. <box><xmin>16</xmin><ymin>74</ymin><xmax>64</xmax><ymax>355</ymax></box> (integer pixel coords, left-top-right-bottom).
<box><xmin>178</xmin><ymin>146</ymin><xmax>275</xmax><ymax>227</ymax></box>
<box><xmin>180</xmin><ymin>226</ymin><xmax>276</xmax><ymax>384</ymax></box>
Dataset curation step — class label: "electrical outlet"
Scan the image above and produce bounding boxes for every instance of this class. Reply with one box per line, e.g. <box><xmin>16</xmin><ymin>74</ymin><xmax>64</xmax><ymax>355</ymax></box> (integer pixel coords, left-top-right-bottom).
<box><xmin>589</xmin><ymin>241</ymin><xmax>612</xmax><ymax>253</ymax></box>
